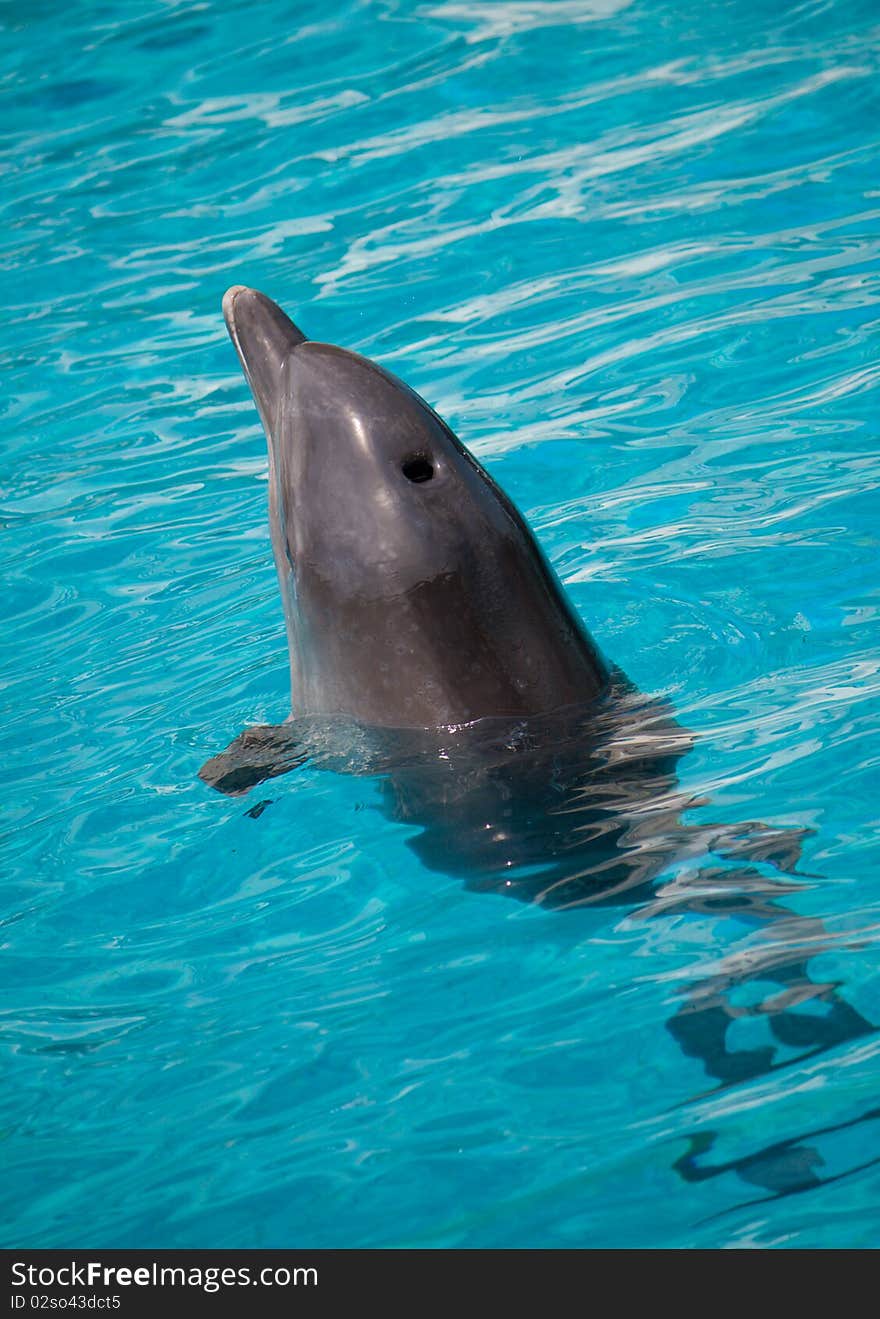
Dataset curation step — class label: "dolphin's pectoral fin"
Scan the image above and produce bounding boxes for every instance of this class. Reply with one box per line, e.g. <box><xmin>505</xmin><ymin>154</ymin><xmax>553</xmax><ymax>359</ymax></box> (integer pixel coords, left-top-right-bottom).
<box><xmin>198</xmin><ymin>724</ymin><xmax>307</xmax><ymax>796</ymax></box>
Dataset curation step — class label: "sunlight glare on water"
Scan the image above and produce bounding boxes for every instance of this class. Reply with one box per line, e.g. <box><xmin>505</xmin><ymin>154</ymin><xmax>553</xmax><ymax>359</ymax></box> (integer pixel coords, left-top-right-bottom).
<box><xmin>2</xmin><ymin>0</ymin><xmax>880</xmax><ymax>1248</ymax></box>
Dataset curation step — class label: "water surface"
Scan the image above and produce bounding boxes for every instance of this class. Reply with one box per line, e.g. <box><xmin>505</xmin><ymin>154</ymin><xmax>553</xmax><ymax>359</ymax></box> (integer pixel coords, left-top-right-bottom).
<box><xmin>2</xmin><ymin>0</ymin><xmax>879</xmax><ymax>1248</ymax></box>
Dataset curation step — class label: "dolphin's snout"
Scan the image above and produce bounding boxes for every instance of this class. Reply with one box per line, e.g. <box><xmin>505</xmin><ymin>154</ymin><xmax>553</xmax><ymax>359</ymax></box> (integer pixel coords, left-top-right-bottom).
<box><xmin>222</xmin><ymin>285</ymin><xmax>307</xmax><ymax>436</ymax></box>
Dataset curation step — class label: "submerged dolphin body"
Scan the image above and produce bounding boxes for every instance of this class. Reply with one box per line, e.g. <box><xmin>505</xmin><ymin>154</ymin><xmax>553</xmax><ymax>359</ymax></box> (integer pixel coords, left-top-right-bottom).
<box><xmin>200</xmin><ymin>289</ymin><xmax>872</xmax><ymax>1189</ymax></box>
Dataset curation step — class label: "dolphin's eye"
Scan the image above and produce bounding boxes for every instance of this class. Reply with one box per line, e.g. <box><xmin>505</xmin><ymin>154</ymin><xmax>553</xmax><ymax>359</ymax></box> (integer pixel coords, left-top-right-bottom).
<box><xmin>401</xmin><ymin>454</ymin><xmax>434</xmax><ymax>483</ymax></box>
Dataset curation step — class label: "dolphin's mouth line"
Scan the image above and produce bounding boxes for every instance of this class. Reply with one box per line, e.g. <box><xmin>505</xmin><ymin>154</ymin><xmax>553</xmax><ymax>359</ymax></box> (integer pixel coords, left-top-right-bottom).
<box><xmin>221</xmin><ymin>284</ymin><xmax>248</xmax><ymax>363</ymax></box>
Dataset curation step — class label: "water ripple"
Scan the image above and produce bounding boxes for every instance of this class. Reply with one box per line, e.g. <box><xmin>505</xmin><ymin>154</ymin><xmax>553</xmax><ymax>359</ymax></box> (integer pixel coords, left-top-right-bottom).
<box><xmin>2</xmin><ymin>0</ymin><xmax>879</xmax><ymax>1250</ymax></box>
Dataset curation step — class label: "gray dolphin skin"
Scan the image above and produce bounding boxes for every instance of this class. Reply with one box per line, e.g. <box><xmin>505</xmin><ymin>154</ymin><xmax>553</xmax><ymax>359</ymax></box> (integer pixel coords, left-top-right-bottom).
<box><xmin>220</xmin><ymin>284</ymin><xmax>609</xmax><ymax>730</ymax></box>
<box><xmin>199</xmin><ymin>289</ymin><xmax>873</xmax><ymax>1189</ymax></box>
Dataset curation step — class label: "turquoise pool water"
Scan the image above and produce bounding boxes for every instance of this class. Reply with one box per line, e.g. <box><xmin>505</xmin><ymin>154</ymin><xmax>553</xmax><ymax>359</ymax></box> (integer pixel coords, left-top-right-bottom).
<box><xmin>3</xmin><ymin>0</ymin><xmax>879</xmax><ymax>1248</ymax></box>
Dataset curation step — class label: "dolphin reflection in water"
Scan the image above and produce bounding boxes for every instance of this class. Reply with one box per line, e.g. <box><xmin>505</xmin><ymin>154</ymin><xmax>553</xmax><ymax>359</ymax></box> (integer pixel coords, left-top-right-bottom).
<box><xmin>200</xmin><ymin>287</ymin><xmax>874</xmax><ymax>1207</ymax></box>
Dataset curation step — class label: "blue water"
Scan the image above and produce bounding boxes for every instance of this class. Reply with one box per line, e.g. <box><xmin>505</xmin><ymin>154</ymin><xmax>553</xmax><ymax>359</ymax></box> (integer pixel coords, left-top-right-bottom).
<box><xmin>3</xmin><ymin>0</ymin><xmax>879</xmax><ymax>1249</ymax></box>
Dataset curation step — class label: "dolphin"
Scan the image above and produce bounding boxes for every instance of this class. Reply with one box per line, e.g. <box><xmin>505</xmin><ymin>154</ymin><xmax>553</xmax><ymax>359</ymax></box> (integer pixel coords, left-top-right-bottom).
<box><xmin>199</xmin><ymin>287</ymin><xmax>872</xmax><ymax>1135</ymax></box>
<box><xmin>200</xmin><ymin>286</ymin><xmax>689</xmax><ymax>893</ymax></box>
<box><xmin>214</xmin><ymin>284</ymin><xmax>609</xmax><ymax>734</ymax></box>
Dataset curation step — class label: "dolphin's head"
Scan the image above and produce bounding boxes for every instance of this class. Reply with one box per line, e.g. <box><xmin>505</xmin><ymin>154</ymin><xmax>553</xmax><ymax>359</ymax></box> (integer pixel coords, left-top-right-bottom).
<box><xmin>222</xmin><ymin>286</ymin><xmax>607</xmax><ymax>727</ymax></box>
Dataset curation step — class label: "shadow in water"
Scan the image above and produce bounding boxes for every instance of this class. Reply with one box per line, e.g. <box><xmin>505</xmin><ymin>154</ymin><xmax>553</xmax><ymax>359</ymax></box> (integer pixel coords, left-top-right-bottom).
<box><xmin>675</xmin><ymin>1107</ymin><xmax>880</xmax><ymax>1220</ymax></box>
<box><xmin>369</xmin><ymin>676</ymin><xmax>875</xmax><ymax>1200</ymax></box>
